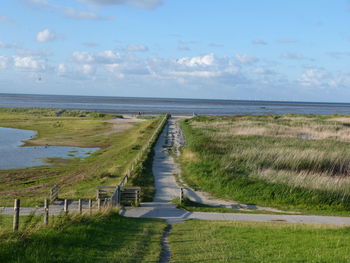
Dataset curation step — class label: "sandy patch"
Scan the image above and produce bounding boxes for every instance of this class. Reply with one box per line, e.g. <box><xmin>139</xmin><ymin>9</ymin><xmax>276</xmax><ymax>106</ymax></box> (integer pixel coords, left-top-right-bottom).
<box><xmin>100</xmin><ymin>115</ymin><xmax>145</xmax><ymax>136</ymax></box>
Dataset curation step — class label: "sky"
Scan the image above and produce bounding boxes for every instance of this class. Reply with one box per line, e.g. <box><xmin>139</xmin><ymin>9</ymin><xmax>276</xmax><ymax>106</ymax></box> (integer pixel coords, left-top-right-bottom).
<box><xmin>0</xmin><ymin>0</ymin><xmax>350</xmax><ymax>102</ymax></box>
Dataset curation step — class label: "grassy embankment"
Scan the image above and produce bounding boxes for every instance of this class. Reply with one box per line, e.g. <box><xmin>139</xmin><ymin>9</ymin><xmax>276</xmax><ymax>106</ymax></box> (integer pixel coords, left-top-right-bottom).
<box><xmin>0</xmin><ymin>107</ymin><xmax>162</xmax><ymax>206</ymax></box>
<box><xmin>169</xmin><ymin>220</ymin><xmax>350</xmax><ymax>263</ymax></box>
<box><xmin>180</xmin><ymin>115</ymin><xmax>350</xmax><ymax>214</ymax></box>
<box><xmin>0</xmin><ymin>210</ymin><xmax>165</xmax><ymax>263</ymax></box>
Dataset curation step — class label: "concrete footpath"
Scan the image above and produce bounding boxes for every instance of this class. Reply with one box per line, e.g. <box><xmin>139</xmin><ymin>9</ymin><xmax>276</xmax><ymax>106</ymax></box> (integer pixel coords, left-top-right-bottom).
<box><xmin>121</xmin><ymin>117</ymin><xmax>350</xmax><ymax>226</ymax></box>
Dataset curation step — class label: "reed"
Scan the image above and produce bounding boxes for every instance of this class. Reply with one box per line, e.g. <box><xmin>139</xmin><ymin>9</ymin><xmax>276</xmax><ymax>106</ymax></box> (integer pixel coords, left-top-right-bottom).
<box><xmin>181</xmin><ymin>115</ymin><xmax>350</xmax><ymax>213</ymax></box>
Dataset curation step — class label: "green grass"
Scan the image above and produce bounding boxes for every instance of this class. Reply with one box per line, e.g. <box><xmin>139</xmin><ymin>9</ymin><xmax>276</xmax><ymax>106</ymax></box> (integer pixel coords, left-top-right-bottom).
<box><xmin>169</xmin><ymin>220</ymin><xmax>350</xmax><ymax>263</ymax></box>
<box><xmin>0</xmin><ymin>211</ymin><xmax>165</xmax><ymax>263</ymax></box>
<box><xmin>173</xmin><ymin>198</ymin><xmax>294</xmax><ymax>214</ymax></box>
<box><xmin>180</xmin><ymin>115</ymin><xmax>350</xmax><ymax>214</ymax></box>
<box><xmin>0</xmin><ymin>107</ymin><xmax>162</xmax><ymax>206</ymax></box>
<box><xmin>130</xmin><ymin>148</ymin><xmax>156</xmax><ymax>202</ymax></box>
<box><xmin>0</xmin><ymin>214</ymin><xmax>44</xmax><ymax>233</ymax></box>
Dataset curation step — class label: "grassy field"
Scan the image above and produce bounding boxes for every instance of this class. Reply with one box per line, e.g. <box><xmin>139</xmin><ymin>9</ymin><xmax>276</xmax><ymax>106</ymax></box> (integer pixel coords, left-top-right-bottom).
<box><xmin>0</xmin><ymin>211</ymin><xmax>165</xmax><ymax>263</ymax></box>
<box><xmin>169</xmin><ymin>220</ymin><xmax>350</xmax><ymax>263</ymax></box>
<box><xmin>0</xmin><ymin>107</ymin><xmax>162</xmax><ymax>206</ymax></box>
<box><xmin>180</xmin><ymin>115</ymin><xmax>350</xmax><ymax>214</ymax></box>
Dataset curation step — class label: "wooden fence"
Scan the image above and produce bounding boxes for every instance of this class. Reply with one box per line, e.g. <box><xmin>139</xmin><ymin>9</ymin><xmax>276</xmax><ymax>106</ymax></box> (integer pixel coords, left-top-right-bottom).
<box><xmin>99</xmin><ymin>113</ymin><xmax>169</xmax><ymax>207</ymax></box>
<box><xmin>50</xmin><ymin>185</ymin><xmax>60</xmax><ymax>203</ymax></box>
<box><xmin>10</xmin><ymin>198</ymin><xmax>109</xmax><ymax>231</ymax></box>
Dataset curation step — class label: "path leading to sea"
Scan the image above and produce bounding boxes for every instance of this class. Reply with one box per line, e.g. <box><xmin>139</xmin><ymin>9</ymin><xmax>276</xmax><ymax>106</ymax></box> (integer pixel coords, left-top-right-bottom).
<box><xmin>121</xmin><ymin>117</ymin><xmax>350</xmax><ymax>226</ymax></box>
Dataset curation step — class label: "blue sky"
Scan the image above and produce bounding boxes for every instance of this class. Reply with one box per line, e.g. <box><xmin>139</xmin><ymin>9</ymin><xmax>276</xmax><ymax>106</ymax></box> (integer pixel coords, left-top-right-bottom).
<box><xmin>0</xmin><ymin>0</ymin><xmax>350</xmax><ymax>102</ymax></box>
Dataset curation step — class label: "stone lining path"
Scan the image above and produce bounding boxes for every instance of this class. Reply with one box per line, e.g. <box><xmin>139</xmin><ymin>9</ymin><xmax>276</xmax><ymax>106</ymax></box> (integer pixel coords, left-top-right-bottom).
<box><xmin>121</xmin><ymin>117</ymin><xmax>350</xmax><ymax>226</ymax></box>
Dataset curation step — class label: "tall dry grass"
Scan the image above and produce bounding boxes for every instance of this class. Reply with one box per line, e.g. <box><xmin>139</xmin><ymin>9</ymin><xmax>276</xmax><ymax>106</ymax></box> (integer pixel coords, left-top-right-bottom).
<box><xmin>192</xmin><ymin>115</ymin><xmax>350</xmax><ymax>141</ymax></box>
<box><xmin>181</xmin><ymin>115</ymin><xmax>350</xmax><ymax>211</ymax></box>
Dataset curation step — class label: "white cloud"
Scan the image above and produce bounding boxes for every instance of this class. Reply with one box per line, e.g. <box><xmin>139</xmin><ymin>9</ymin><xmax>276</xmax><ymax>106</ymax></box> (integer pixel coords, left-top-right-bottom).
<box><xmin>13</xmin><ymin>56</ymin><xmax>46</xmax><ymax>71</ymax></box>
<box><xmin>61</xmin><ymin>7</ymin><xmax>115</xmax><ymax>20</ymax></box>
<box><xmin>235</xmin><ymin>54</ymin><xmax>258</xmax><ymax>64</ymax></box>
<box><xmin>72</xmin><ymin>51</ymin><xmax>95</xmax><ymax>63</ymax></box>
<box><xmin>0</xmin><ymin>41</ymin><xmax>17</xmax><ymax>49</ymax></box>
<box><xmin>170</xmin><ymin>70</ymin><xmax>221</xmax><ymax>78</ymax></box>
<box><xmin>126</xmin><ymin>45</ymin><xmax>149</xmax><ymax>52</ymax></box>
<box><xmin>57</xmin><ymin>63</ymin><xmax>67</xmax><ymax>74</ymax></box>
<box><xmin>72</xmin><ymin>50</ymin><xmax>121</xmax><ymax>64</ymax></box>
<box><xmin>0</xmin><ymin>56</ymin><xmax>8</xmax><ymax>69</ymax></box>
<box><xmin>36</xmin><ymin>29</ymin><xmax>58</xmax><ymax>43</ymax></box>
<box><xmin>252</xmin><ymin>67</ymin><xmax>275</xmax><ymax>75</ymax></box>
<box><xmin>209</xmin><ymin>43</ymin><xmax>224</xmax><ymax>48</ymax></box>
<box><xmin>28</xmin><ymin>0</ymin><xmax>48</xmax><ymax>4</ymax></box>
<box><xmin>252</xmin><ymin>40</ymin><xmax>267</xmax><ymax>45</ymax></box>
<box><xmin>299</xmin><ymin>69</ymin><xmax>350</xmax><ymax>89</ymax></box>
<box><xmin>0</xmin><ymin>15</ymin><xmax>15</xmax><ymax>25</ymax></box>
<box><xmin>68</xmin><ymin>51</ymin><xmax>243</xmax><ymax>84</ymax></box>
<box><xmin>299</xmin><ymin>69</ymin><xmax>327</xmax><ymax>87</ymax></box>
<box><xmin>178</xmin><ymin>44</ymin><xmax>190</xmax><ymax>51</ymax></box>
<box><xmin>327</xmin><ymin>52</ymin><xmax>350</xmax><ymax>59</ymax></box>
<box><xmin>99</xmin><ymin>50</ymin><xmax>120</xmax><ymax>59</ymax></box>
<box><xmin>80</xmin><ymin>64</ymin><xmax>95</xmax><ymax>75</ymax></box>
<box><xmin>281</xmin><ymin>52</ymin><xmax>305</xmax><ymax>60</ymax></box>
<box><xmin>105</xmin><ymin>64</ymin><xmax>125</xmax><ymax>79</ymax></box>
<box><xmin>177</xmin><ymin>54</ymin><xmax>215</xmax><ymax>67</ymax></box>
<box><xmin>79</xmin><ymin>0</ymin><xmax>164</xmax><ymax>10</ymax></box>
<box><xmin>24</xmin><ymin>0</ymin><xmax>114</xmax><ymax>20</ymax></box>
<box><xmin>96</xmin><ymin>50</ymin><xmax>121</xmax><ymax>63</ymax></box>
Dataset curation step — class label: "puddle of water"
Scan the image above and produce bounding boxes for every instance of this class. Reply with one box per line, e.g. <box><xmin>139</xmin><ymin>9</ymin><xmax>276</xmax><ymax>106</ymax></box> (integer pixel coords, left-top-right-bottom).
<box><xmin>0</xmin><ymin>127</ymin><xmax>99</xmax><ymax>170</ymax></box>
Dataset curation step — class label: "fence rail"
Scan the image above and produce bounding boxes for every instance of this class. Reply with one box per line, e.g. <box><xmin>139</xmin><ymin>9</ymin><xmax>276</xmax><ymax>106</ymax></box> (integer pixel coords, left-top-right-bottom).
<box><xmin>107</xmin><ymin>113</ymin><xmax>169</xmax><ymax>207</ymax></box>
<box><xmin>8</xmin><ymin>198</ymin><xmax>110</xmax><ymax>231</ymax></box>
<box><xmin>118</xmin><ymin>114</ymin><xmax>169</xmax><ymax>188</ymax></box>
<box><xmin>50</xmin><ymin>185</ymin><xmax>60</xmax><ymax>203</ymax></box>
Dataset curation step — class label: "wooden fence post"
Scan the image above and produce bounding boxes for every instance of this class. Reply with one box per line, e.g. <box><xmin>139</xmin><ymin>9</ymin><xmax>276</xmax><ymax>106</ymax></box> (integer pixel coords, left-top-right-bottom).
<box><xmin>50</xmin><ymin>185</ymin><xmax>60</xmax><ymax>203</ymax></box>
<box><xmin>13</xmin><ymin>199</ymin><xmax>20</xmax><ymax>231</ymax></box>
<box><xmin>64</xmin><ymin>199</ymin><xmax>68</xmax><ymax>214</ymax></box>
<box><xmin>97</xmin><ymin>198</ymin><xmax>102</xmax><ymax>211</ymax></box>
<box><xmin>44</xmin><ymin>199</ymin><xmax>49</xmax><ymax>226</ymax></box>
<box><xmin>78</xmin><ymin>199</ymin><xmax>82</xmax><ymax>214</ymax></box>
<box><xmin>135</xmin><ymin>190</ymin><xmax>139</xmax><ymax>205</ymax></box>
<box><xmin>116</xmin><ymin>186</ymin><xmax>121</xmax><ymax>206</ymax></box>
<box><xmin>180</xmin><ymin>188</ymin><xmax>184</xmax><ymax>204</ymax></box>
<box><xmin>88</xmin><ymin>199</ymin><xmax>92</xmax><ymax>215</ymax></box>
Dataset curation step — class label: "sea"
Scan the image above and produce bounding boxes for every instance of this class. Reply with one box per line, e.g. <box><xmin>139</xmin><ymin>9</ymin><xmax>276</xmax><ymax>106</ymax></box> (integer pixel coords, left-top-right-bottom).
<box><xmin>1</xmin><ymin>93</ymin><xmax>350</xmax><ymax>116</ymax></box>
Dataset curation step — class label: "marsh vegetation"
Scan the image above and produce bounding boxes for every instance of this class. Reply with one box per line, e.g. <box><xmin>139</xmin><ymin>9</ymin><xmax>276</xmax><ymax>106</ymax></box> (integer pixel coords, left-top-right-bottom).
<box><xmin>181</xmin><ymin>114</ymin><xmax>350</xmax><ymax>213</ymax></box>
<box><xmin>0</xmin><ymin>108</ymin><xmax>162</xmax><ymax>206</ymax></box>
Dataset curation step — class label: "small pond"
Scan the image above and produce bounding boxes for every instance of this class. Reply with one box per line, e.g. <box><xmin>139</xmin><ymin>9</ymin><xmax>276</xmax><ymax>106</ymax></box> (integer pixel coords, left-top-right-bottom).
<box><xmin>0</xmin><ymin>127</ymin><xmax>99</xmax><ymax>170</ymax></box>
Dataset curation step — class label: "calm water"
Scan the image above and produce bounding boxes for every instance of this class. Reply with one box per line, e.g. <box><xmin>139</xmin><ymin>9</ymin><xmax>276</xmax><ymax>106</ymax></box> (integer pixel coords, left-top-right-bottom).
<box><xmin>2</xmin><ymin>93</ymin><xmax>350</xmax><ymax>115</ymax></box>
<box><xmin>0</xmin><ymin>127</ymin><xmax>99</xmax><ymax>170</ymax></box>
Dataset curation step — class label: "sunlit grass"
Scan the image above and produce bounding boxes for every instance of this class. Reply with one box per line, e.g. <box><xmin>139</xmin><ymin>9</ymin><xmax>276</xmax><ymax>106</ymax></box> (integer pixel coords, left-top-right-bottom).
<box><xmin>170</xmin><ymin>220</ymin><xmax>350</xmax><ymax>263</ymax></box>
<box><xmin>180</xmin><ymin>114</ymin><xmax>350</xmax><ymax>214</ymax></box>
<box><xmin>0</xmin><ymin>211</ymin><xmax>165</xmax><ymax>263</ymax></box>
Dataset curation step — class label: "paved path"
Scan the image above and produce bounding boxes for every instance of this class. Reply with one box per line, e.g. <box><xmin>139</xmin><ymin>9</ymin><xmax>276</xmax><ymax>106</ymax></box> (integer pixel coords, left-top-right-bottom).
<box><xmin>121</xmin><ymin>117</ymin><xmax>350</xmax><ymax>225</ymax></box>
<box><xmin>152</xmin><ymin>118</ymin><xmax>181</xmax><ymax>203</ymax></box>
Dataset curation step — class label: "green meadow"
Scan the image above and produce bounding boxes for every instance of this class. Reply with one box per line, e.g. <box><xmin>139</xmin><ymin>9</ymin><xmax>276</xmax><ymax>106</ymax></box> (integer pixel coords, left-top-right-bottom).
<box><xmin>0</xmin><ymin>211</ymin><xmax>165</xmax><ymax>263</ymax></box>
<box><xmin>169</xmin><ymin>220</ymin><xmax>350</xmax><ymax>263</ymax></box>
